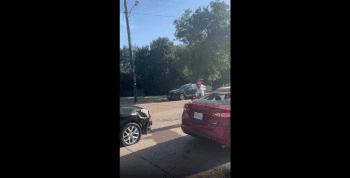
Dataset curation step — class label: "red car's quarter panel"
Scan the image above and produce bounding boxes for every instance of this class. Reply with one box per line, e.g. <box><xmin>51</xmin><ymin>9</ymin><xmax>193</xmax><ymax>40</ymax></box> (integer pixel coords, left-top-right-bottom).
<box><xmin>182</xmin><ymin>101</ymin><xmax>231</xmax><ymax>146</ymax></box>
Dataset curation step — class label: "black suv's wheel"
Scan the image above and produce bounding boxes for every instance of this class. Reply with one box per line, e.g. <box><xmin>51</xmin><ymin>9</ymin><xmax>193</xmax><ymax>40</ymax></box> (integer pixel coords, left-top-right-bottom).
<box><xmin>120</xmin><ymin>123</ymin><xmax>141</xmax><ymax>146</ymax></box>
<box><xmin>179</xmin><ymin>93</ymin><xmax>185</xmax><ymax>100</ymax></box>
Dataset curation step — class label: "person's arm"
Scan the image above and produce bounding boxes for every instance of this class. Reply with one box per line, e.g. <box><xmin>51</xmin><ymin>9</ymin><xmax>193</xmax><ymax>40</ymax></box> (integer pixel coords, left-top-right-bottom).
<box><xmin>192</xmin><ymin>90</ymin><xmax>203</xmax><ymax>101</ymax></box>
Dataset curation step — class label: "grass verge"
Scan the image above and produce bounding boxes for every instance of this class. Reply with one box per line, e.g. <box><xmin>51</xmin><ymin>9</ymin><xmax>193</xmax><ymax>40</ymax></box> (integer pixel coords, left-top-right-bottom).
<box><xmin>120</xmin><ymin>95</ymin><xmax>168</xmax><ymax>107</ymax></box>
<box><xmin>187</xmin><ymin>163</ymin><xmax>230</xmax><ymax>178</ymax></box>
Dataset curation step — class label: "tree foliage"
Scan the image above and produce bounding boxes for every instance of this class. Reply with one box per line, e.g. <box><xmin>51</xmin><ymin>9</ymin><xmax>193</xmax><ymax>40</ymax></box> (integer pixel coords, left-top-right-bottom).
<box><xmin>120</xmin><ymin>0</ymin><xmax>231</xmax><ymax>96</ymax></box>
<box><xmin>120</xmin><ymin>45</ymin><xmax>132</xmax><ymax>74</ymax></box>
<box><xmin>173</xmin><ymin>0</ymin><xmax>230</xmax><ymax>84</ymax></box>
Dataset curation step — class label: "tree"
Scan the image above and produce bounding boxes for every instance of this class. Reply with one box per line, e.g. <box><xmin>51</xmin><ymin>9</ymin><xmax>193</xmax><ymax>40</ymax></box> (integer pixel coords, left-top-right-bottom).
<box><xmin>120</xmin><ymin>45</ymin><xmax>131</xmax><ymax>74</ymax></box>
<box><xmin>148</xmin><ymin>37</ymin><xmax>177</xmax><ymax>94</ymax></box>
<box><xmin>132</xmin><ymin>37</ymin><xmax>187</xmax><ymax>95</ymax></box>
<box><xmin>174</xmin><ymin>0</ymin><xmax>229</xmax><ymax>46</ymax></box>
<box><xmin>173</xmin><ymin>6</ymin><xmax>211</xmax><ymax>46</ymax></box>
<box><xmin>173</xmin><ymin>0</ymin><xmax>230</xmax><ymax>84</ymax></box>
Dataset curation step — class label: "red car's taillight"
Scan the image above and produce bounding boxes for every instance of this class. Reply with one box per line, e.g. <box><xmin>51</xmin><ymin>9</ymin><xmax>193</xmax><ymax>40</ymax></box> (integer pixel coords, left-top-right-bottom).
<box><xmin>214</xmin><ymin>113</ymin><xmax>223</xmax><ymax>117</ymax></box>
<box><xmin>214</xmin><ymin>112</ymin><xmax>230</xmax><ymax>118</ymax></box>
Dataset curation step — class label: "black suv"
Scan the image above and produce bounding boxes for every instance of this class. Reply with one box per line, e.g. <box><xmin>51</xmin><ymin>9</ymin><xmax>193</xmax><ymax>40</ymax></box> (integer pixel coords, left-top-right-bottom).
<box><xmin>167</xmin><ymin>84</ymin><xmax>198</xmax><ymax>100</ymax></box>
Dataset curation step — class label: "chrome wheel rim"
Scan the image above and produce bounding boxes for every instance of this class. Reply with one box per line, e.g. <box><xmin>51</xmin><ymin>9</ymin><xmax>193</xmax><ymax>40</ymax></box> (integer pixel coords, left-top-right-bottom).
<box><xmin>180</xmin><ymin>94</ymin><xmax>185</xmax><ymax>100</ymax></box>
<box><xmin>123</xmin><ymin>126</ymin><xmax>139</xmax><ymax>145</ymax></box>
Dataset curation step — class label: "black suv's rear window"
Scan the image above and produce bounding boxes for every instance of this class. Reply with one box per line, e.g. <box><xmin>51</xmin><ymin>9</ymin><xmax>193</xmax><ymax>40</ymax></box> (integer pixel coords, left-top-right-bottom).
<box><xmin>178</xmin><ymin>84</ymin><xmax>189</xmax><ymax>91</ymax></box>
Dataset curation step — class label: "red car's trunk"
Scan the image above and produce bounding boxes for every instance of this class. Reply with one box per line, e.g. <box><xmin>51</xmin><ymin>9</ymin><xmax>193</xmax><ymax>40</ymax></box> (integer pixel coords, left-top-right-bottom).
<box><xmin>182</xmin><ymin>93</ymin><xmax>231</xmax><ymax>147</ymax></box>
<box><xmin>183</xmin><ymin>102</ymin><xmax>230</xmax><ymax>131</ymax></box>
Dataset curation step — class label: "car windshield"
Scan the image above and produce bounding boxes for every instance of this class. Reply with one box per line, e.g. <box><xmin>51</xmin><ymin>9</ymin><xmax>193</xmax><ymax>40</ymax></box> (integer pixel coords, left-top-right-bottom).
<box><xmin>197</xmin><ymin>92</ymin><xmax>231</xmax><ymax>105</ymax></box>
<box><xmin>120</xmin><ymin>107</ymin><xmax>134</xmax><ymax>115</ymax></box>
<box><xmin>178</xmin><ymin>84</ymin><xmax>189</xmax><ymax>91</ymax></box>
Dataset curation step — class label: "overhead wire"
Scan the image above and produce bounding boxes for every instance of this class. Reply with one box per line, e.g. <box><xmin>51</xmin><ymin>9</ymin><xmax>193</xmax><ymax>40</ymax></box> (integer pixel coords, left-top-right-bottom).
<box><xmin>153</xmin><ymin>0</ymin><xmax>189</xmax><ymax>4</ymax></box>
<box><xmin>119</xmin><ymin>12</ymin><xmax>180</xmax><ymax>18</ymax></box>
<box><xmin>119</xmin><ymin>0</ymin><xmax>189</xmax><ymax>18</ymax></box>
<box><xmin>119</xmin><ymin>11</ymin><xmax>178</xmax><ymax>18</ymax></box>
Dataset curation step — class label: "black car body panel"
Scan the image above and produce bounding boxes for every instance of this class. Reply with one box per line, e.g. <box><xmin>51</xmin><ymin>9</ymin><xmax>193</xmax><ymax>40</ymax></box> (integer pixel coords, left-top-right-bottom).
<box><xmin>120</xmin><ymin>107</ymin><xmax>152</xmax><ymax>135</ymax></box>
<box><xmin>167</xmin><ymin>84</ymin><xmax>197</xmax><ymax>100</ymax></box>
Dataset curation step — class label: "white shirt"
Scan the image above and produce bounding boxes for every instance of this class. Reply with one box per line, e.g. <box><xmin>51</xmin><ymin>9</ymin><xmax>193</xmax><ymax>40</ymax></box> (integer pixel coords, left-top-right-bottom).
<box><xmin>195</xmin><ymin>88</ymin><xmax>204</xmax><ymax>97</ymax></box>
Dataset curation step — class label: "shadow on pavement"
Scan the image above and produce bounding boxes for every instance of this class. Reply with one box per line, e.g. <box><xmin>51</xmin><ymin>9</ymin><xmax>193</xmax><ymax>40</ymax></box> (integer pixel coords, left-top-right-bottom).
<box><xmin>149</xmin><ymin>124</ymin><xmax>182</xmax><ymax>134</ymax></box>
<box><xmin>120</xmin><ymin>129</ymin><xmax>230</xmax><ymax>178</ymax></box>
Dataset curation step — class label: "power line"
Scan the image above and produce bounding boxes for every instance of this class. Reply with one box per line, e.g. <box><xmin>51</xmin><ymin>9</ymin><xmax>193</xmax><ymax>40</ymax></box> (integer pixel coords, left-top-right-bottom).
<box><xmin>155</xmin><ymin>0</ymin><xmax>189</xmax><ymax>4</ymax></box>
<box><xmin>133</xmin><ymin>12</ymin><xmax>180</xmax><ymax>18</ymax></box>
<box><xmin>119</xmin><ymin>12</ymin><xmax>180</xmax><ymax>18</ymax></box>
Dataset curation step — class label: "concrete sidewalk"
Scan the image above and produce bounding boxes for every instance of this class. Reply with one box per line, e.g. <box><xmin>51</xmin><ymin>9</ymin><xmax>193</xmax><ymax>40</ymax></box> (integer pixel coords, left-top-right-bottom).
<box><xmin>120</xmin><ymin>148</ymin><xmax>174</xmax><ymax>178</ymax></box>
<box><xmin>121</xmin><ymin>126</ymin><xmax>230</xmax><ymax>178</ymax></box>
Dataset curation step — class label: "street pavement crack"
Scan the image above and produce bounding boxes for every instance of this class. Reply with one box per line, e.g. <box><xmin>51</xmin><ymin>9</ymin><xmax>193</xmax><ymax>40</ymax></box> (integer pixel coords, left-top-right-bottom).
<box><xmin>125</xmin><ymin>147</ymin><xmax>175</xmax><ymax>178</ymax></box>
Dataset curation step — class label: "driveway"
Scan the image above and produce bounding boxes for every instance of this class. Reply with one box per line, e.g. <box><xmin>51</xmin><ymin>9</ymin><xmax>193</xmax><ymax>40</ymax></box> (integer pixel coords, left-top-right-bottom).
<box><xmin>120</xmin><ymin>98</ymin><xmax>230</xmax><ymax>178</ymax></box>
<box><xmin>120</xmin><ymin>127</ymin><xmax>230</xmax><ymax>178</ymax></box>
<box><xmin>132</xmin><ymin>100</ymin><xmax>191</xmax><ymax>130</ymax></box>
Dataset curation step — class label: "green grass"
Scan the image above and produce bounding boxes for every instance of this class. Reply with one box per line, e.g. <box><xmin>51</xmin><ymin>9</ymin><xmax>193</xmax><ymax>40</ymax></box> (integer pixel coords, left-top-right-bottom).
<box><xmin>210</xmin><ymin>165</ymin><xmax>230</xmax><ymax>178</ymax></box>
<box><xmin>188</xmin><ymin>164</ymin><xmax>230</xmax><ymax>178</ymax></box>
<box><xmin>120</xmin><ymin>95</ymin><xmax>168</xmax><ymax>107</ymax></box>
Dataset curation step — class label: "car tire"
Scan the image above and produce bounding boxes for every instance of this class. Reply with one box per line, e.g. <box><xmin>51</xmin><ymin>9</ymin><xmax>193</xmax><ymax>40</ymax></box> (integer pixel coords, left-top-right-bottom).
<box><xmin>179</xmin><ymin>94</ymin><xmax>185</xmax><ymax>100</ymax></box>
<box><xmin>120</xmin><ymin>123</ymin><xmax>142</xmax><ymax>146</ymax></box>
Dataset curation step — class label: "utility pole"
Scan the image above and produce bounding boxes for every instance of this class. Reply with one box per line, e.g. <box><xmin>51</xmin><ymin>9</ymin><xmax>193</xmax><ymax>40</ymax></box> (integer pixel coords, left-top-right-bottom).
<box><xmin>124</xmin><ymin>0</ymin><xmax>138</xmax><ymax>103</ymax></box>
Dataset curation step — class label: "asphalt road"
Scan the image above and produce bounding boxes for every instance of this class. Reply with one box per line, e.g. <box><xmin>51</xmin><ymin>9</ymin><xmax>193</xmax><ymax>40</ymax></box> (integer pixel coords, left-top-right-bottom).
<box><xmin>120</xmin><ymin>100</ymin><xmax>231</xmax><ymax>178</ymax></box>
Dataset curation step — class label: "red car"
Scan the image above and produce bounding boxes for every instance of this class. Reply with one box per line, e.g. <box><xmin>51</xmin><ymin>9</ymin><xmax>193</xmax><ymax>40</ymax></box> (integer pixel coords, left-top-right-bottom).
<box><xmin>181</xmin><ymin>87</ymin><xmax>231</xmax><ymax>148</ymax></box>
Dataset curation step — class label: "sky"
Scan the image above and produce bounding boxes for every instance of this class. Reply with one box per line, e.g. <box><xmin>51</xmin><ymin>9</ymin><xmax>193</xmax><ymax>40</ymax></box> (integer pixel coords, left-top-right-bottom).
<box><xmin>120</xmin><ymin>0</ymin><xmax>230</xmax><ymax>48</ymax></box>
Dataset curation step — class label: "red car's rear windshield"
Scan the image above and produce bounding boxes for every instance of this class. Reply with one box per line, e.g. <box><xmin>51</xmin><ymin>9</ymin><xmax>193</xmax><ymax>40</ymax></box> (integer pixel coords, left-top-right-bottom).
<box><xmin>196</xmin><ymin>92</ymin><xmax>231</xmax><ymax>105</ymax></box>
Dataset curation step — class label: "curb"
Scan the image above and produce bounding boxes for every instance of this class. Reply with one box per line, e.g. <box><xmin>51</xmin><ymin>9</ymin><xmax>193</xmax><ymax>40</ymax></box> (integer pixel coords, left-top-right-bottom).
<box><xmin>121</xmin><ymin>91</ymin><xmax>216</xmax><ymax>105</ymax></box>
<box><xmin>120</xmin><ymin>98</ymin><xmax>169</xmax><ymax>106</ymax></box>
<box><xmin>186</xmin><ymin>162</ymin><xmax>230</xmax><ymax>178</ymax></box>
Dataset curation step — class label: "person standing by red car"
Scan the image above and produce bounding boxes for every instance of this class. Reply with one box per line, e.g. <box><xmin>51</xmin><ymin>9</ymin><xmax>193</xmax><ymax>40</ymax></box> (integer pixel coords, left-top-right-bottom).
<box><xmin>192</xmin><ymin>82</ymin><xmax>204</xmax><ymax>101</ymax></box>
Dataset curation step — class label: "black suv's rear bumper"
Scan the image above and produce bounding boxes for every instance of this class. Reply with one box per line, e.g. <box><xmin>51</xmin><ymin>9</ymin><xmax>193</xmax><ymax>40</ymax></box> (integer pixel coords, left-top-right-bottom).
<box><xmin>168</xmin><ymin>92</ymin><xmax>179</xmax><ymax>100</ymax></box>
<box><xmin>167</xmin><ymin>95</ymin><xmax>176</xmax><ymax>100</ymax></box>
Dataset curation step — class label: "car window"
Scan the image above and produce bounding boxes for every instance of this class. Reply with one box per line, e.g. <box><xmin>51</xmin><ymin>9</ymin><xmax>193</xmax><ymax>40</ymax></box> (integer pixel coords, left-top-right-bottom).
<box><xmin>203</xmin><ymin>94</ymin><xmax>229</xmax><ymax>101</ymax></box>
<box><xmin>120</xmin><ymin>108</ymin><xmax>134</xmax><ymax>115</ymax></box>
<box><xmin>197</xmin><ymin>92</ymin><xmax>231</xmax><ymax>105</ymax></box>
<box><xmin>178</xmin><ymin>84</ymin><xmax>189</xmax><ymax>91</ymax></box>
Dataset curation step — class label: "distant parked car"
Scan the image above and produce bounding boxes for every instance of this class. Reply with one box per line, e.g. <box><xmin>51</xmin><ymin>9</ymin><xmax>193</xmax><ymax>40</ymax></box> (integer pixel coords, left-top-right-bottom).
<box><xmin>181</xmin><ymin>86</ymin><xmax>231</xmax><ymax>148</ymax></box>
<box><xmin>215</xmin><ymin>86</ymin><xmax>230</xmax><ymax>92</ymax></box>
<box><xmin>120</xmin><ymin>106</ymin><xmax>152</xmax><ymax>146</ymax></box>
<box><xmin>167</xmin><ymin>84</ymin><xmax>196</xmax><ymax>101</ymax></box>
<box><xmin>167</xmin><ymin>84</ymin><xmax>212</xmax><ymax>101</ymax></box>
